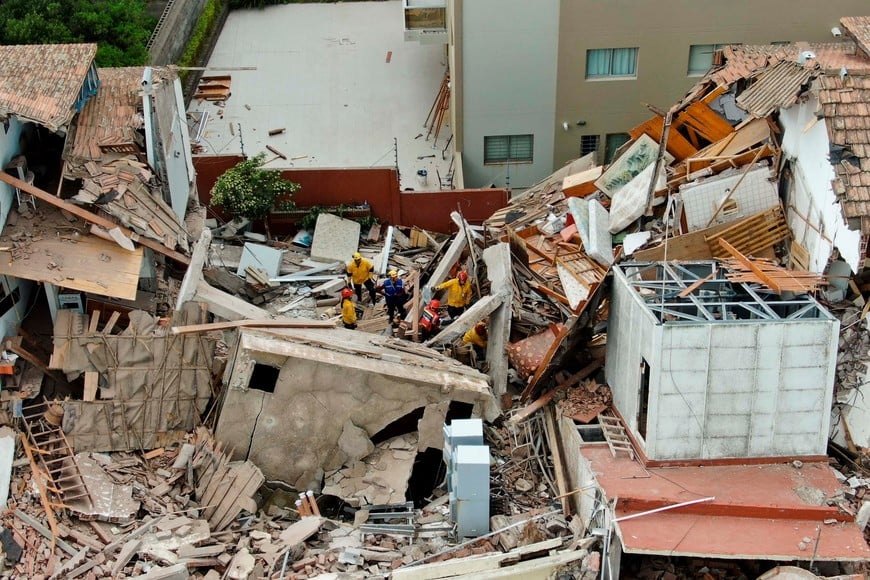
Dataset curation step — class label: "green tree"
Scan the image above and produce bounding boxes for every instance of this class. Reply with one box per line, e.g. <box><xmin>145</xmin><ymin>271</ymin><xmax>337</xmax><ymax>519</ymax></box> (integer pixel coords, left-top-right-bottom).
<box><xmin>210</xmin><ymin>154</ymin><xmax>300</xmax><ymax>239</ymax></box>
<box><xmin>0</xmin><ymin>0</ymin><xmax>155</xmax><ymax>67</ymax></box>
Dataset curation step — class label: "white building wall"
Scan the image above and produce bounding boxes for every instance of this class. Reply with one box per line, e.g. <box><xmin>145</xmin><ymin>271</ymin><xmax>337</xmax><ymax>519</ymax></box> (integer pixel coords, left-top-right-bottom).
<box><xmin>652</xmin><ymin>319</ymin><xmax>837</xmax><ymax>460</ymax></box>
<box><xmin>780</xmin><ymin>96</ymin><xmax>862</xmax><ymax>273</ymax></box>
<box><xmin>458</xmin><ymin>0</ymin><xmax>559</xmax><ymax>190</ymax></box>
<box><xmin>605</xmin><ymin>267</ymin><xmax>660</xmax><ymax>453</ymax></box>
<box><xmin>0</xmin><ymin>118</ymin><xmax>35</xmax><ymax>340</ymax></box>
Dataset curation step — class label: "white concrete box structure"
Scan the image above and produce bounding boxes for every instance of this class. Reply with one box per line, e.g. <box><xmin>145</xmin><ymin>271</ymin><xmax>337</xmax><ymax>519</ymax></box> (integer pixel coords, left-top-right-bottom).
<box><xmin>605</xmin><ymin>261</ymin><xmax>838</xmax><ymax>461</ymax></box>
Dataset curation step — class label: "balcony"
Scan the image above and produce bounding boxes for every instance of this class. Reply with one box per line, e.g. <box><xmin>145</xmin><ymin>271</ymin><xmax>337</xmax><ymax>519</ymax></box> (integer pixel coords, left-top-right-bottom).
<box><xmin>404</xmin><ymin>0</ymin><xmax>447</xmax><ymax>44</ymax></box>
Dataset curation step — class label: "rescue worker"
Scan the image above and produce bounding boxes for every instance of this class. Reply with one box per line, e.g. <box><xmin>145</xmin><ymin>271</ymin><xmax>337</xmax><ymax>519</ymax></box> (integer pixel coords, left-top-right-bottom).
<box><xmin>462</xmin><ymin>322</ymin><xmax>488</xmax><ymax>359</ymax></box>
<box><xmin>377</xmin><ymin>270</ymin><xmax>408</xmax><ymax>323</ymax></box>
<box><xmin>346</xmin><ymin>252</ymin><xmax>377</xmax><ymax>305</ymax></box>
<box><xmin>419</xmin><ymin>299</ymin><xmax>442</xmax><ymax>341</ymax></box>
<box><xmin>340</xmin><ymin>287</ymin><xmax>357</xmax><ymax>330</ymax></box>
<box><xmin>433</xmin><ymin>271</ymin><xmax>473</xmax><ymax>319</ymax></box>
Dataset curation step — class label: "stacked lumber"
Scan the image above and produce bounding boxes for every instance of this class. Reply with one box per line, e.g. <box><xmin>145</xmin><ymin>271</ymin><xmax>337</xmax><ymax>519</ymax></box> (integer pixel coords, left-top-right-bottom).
<box><xmin>193</xmin><ymin>76</ymin><xmax>232</xmax><ymax>102</ymax></box>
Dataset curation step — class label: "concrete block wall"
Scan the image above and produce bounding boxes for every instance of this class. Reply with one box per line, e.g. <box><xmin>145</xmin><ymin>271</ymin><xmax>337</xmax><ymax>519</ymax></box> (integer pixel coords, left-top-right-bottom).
<box><xmin>148</xmin><ymin>0</ymin><xmax>211</xmax><ymax>66</ymax></box>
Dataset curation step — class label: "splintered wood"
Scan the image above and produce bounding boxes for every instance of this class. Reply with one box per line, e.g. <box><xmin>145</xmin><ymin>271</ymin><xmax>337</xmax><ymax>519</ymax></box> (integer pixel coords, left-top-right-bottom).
<box><xmin>190</xmin><ymin>427</ymin><xmax>265</xmax><ymax>531</ymax></box>
<box><xmin>718</xmin><ymin>240</ymin><xmax>826</xmax><ymax>293</ymax></box>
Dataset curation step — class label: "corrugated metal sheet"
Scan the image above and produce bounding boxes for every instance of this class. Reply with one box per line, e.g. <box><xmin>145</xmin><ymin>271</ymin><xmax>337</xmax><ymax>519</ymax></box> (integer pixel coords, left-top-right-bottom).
<box><xmin>735</xmin><ymin>60</ymin><xmax>816</xmax><ymax>117</ymax></box>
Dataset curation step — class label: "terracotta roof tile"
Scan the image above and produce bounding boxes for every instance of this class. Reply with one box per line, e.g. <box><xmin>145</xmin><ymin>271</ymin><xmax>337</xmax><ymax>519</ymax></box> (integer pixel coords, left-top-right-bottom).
<box><xmin>0</xmin><ymin>44</ymin><xmax>97</xmax><ymax>131</ymax></box>
<box><xmin>841</xmin><ymin>16</ymin><xmax>870</xmax><ymax>58</ymax></box>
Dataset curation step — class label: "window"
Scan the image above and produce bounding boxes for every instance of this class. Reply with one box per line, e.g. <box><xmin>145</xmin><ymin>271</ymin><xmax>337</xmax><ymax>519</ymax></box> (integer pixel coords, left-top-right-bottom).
<box><xmin>688</xmin><ymin>43</ymin><xmax>730</xmax><ymax>75</ymax></box>
<box><xmin>580</xmin><ymin>135</ymin><xmax>600</xmax><ymax>157</ymax></box>
<box><xmin>484</xmin><ymin>134</ymin><xmax>533</xmax><ymax>164</ymax></box>
<box><xmin>586</xmin><ymin>47</ymin><xmax>638</xmax><ymax>79</ymax></box>
<box><xmin>248</xmin><ymin>363</ymin><xmax>280</xmax><ymax>393</ymax></box>
<box><xmin>605</xmin><ymin>133</ymin><xmax>631</xmax><ymax>163</ymax></box>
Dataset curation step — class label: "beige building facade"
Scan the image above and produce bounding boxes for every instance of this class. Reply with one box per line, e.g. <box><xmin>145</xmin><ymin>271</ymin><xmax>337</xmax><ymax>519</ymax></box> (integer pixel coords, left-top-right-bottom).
<box><xmin>444</xmin><ymin>0</ymin><xmax>869</xmax><ymax>189</ymax></box>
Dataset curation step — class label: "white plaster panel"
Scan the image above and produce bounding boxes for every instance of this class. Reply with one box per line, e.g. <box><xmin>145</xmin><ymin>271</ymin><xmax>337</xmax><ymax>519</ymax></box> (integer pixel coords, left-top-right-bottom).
<box><xmin>749</xmin><ymin>433</ymin><xmax>775</xmax><ymax>456</ymax></box>
<box><xmin>661</xmin><ymin>324</ymin><xmax>710</xmax><ymax>349</ymax></box>
<box><xmin>749</xmin><ymin>379</ymin><xmax>779</xmax><ymax>413</ymax></box>
<box><xmin>708</xmin><ymin>348</ymin><xmax>757</xmax><ymax>371</ymax></box>
<box><xmin>776</xmin><ymin>390</ymin><xmax>826</xmax><ymax>414</ymax></box>
<box><xmin>679</xmin><ymin>165</ymin><xmax>778</xmax><ymax>231</ymax></box>
<box><xmin>656</xmin><ymin>413</ymin><xmax>703</xmax><ymax>440</ymax></box>
<box><xmin>654</xmin><ymin>437</ymin><xmax>703</xmax><ymax>459</ymax></box>
<box><xmin>708</xmin><ymin>368</ymin><xmax>755</xmax><ymax>392</ymax></box>
<box><xmin>779</xmin><ymin>367</ymin><xmax>829</xmax><ymax>390</ymax></box>
<box><xmin>704</xmin><ymin>436</ymin><xmax>749</xmax><ymax>458</ymax></box>
<box><xmin>709</xmin><ymin>324</ymin><xmax>760</xmax><ymax>348</ymax></box>
<box><xmin>706</xmin><ymin>393</ymin><xmax>754</xmax><ymax>415</ymax></box>
<box><xmin>780</xmin><ymin>97</ymin><xmax>861</xmax><ymax>273</ymax></box>
<box><xmin>660</xmin><ymin>347</ymin><xmax>709</xmax><ymax>372</ymax></box>
<box><xmin>705</xmin><ymin>413</ymin><xmax>751</xmax><ymax>437</ymax></box>
<box><xmin>659</xmin><ymin>370</ymin><xmax>707</xmax><ymax>394</ymax></box>
<box><xmin>657</xmin><ymin>392</ymin><xmax>707</xmax><ymax>417</ymax></box>
<box><xmin>755</xmin><ymin>346</ymin><xmax>784</xmax><ymax>369</ymax></box>
<box><xmin>781</xmin><ymin>323</ymin><xmax>835</xmax><ymax>346</ymax></box>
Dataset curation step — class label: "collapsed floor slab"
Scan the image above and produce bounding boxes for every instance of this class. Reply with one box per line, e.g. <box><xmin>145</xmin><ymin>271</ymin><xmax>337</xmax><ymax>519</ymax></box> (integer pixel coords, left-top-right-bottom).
<box><xmin>215</xmin><ymin>327</ymin><xmax>498</xmax><ymax>489</ymax></box>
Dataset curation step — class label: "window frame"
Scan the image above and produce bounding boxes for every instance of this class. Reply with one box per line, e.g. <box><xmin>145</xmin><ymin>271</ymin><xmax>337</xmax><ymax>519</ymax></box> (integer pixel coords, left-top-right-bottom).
<box><xmin>687</xmin><ymin>43</ymin><xmax>730</xmax><ymax>76</ymax></box>
<box><xmin>585</xmin><ymin>47</ymin><xmax>639</xmax><ymax>80</ymax></box>
<box><xmin>580</xmin><ymin>134</ymin><xmax>600</xmax><ymax>158</ymax></box>
<box><xmin>483</xmin><ymin>134</ymin><xmax>534</xmax><ymax>165</ymax></box>
<box><xmin>604</xmin><ymin>133</ymin><xmax>631</xmax><ymax>164</ymax></box>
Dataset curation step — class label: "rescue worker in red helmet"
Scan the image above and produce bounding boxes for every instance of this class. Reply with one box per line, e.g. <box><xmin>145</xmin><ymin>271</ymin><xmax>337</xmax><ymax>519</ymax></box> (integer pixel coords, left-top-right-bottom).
<box><xmin>340</xmin><ymin>287</ymin><xmax>357</xmax><ymax>330</ymax></box>
<box><xmin>462</xmin><ymin>321</ymin><xmax>488</xmax><ymax>359</ymax></box>
<box><xmin>419</xmin><ymin>299</ymin><xmax>442</xmax><ymax>341</ymax></box>
<box><xmin>433</xmin><ymin>270</ymin><xmax>473</xmax><ymax>319</ymax></box>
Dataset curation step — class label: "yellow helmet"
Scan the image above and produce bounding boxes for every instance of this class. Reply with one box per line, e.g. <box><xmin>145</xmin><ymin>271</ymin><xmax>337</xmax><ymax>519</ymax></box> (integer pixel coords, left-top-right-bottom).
<box><xmin>352</xmin><ymin>252</ymin><xmax>362</xmax><ymax>260</ymax></box>
<box><xmin>389</xmin><ymin>270</ymin><xmax>398</xmax><ymax>278</ymax></box>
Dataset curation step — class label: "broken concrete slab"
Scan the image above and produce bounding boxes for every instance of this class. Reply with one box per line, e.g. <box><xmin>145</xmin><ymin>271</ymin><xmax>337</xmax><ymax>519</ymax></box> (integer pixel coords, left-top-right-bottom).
<box><xmin>215</xmin><ymin>328</ymin><xmax>496</xmax><ymax>488</ymax></box>
<box><xmin>322</xmin><ymin>433</ymin><xmax>418</xmax><ymax>506</ymax></box>
<box><xmin>586</xmin><ymin>200</ymin><xmax>613</xmax><ymax>267</ymax></box>
<box><xmin>483</xmin><ymin>243</ymin><xmax>513</xmax><ymax>397</ymax></box>
<box><xmin>66</xmin><ymin>453</ymin><xmax>140</xmax><ymax>522</ymax></box>
<box><xmin>279</xmin><ymin>516</ymin><xmax>325</xmax><ymax>546</ymax></box>
<box><xmin>236</xmin><ymin>242</ymin><xmax>283</xmax><ymax>279</ymax></box>
<box><xmin>310</xmin><ymin>213</ymin><xmax>361</xmax><ymax>264</ymax></box>
<box><xmin>338</xmin><ymin>420</ymin><xmax>375</xmax><ymax>464</ymax></box>
<box><xmin>417</xmin><ymin>401</ymin><xmax>450</xmax><ymax>451</ymax></box>
<box><xmin>133</xmin><ymin>563</ymin><xmax>189</xmax><ymax>580</ymax></box>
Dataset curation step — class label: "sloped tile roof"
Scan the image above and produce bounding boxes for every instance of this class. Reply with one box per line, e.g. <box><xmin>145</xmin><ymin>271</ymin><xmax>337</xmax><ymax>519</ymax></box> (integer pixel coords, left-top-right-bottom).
<box><xmin>817</xmin><ymin>74</ymin><xmax>870</xmax><ymax>230</ymax></box>
<box><xmin>709</xmin><ymin>43</ymin><xmax>870</xmax><ymax>86</ymax></box>
<box><xmin>66</xmin><ymin>67</ymin><xmax>146</xmax><ymax>175</ymax></box>
<box><xmin>841</xmin><ymin>16</ymin><xmax>870</xmax><ymax>58</ymax></box>
<box><xmin>735</xmin><ymin>60</ymin><xmax>816</xmax><ymax>117</ymax></box>
<box><xmin>0</xmin><ymin>44</ymin><xmax>97</xmax><ymax>131</ymax></box>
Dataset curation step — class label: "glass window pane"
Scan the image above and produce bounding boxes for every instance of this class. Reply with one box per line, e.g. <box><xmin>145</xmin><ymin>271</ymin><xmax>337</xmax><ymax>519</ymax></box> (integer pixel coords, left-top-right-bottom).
<box><xmin>605</xmin><ymin>133</ymin><xmax>631</xmax><ymax>163</ymax></box>
<box><xmin>509</xmin><ymin>135</ymin><xmax>533</xmax><ymax>161</ymax></box>
<box><xmin>586</xmin><ymin>49</ymin><xmax>612</xmax><ymax>78</ymax></box>
<box><xmin>611</xmin><ymin>48</ymin><xmax>637</xmax><ymax>76</ymax></box>
<box><xmin>484</xmin><ymin>136</ymin><xmax>508</xmax><ymax>163</ymax></box>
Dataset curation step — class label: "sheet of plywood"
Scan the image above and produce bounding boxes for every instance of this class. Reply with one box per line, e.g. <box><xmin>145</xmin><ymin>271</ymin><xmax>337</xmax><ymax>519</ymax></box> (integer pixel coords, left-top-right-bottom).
<box><xmin>0</xmin><ymin>235</ymin><xmax>142</xmax><ymax>300</ymax></box>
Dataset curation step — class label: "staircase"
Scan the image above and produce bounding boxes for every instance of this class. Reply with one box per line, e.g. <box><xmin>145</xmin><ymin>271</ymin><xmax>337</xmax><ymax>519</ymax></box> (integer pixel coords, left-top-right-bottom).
<box><xmin>20</xmin><ymin>400</ymin><xmax>92</xmax><ymax>511</ymax></box>
<box><xmin>598</xmin><ymin>412</ymin><xmax>636</xmax><ymax>461</ymax></box>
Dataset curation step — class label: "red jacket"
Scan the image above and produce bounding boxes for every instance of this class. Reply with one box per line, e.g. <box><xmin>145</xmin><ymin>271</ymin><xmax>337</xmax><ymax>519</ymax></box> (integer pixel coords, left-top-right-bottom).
<box><xmin>420</xmin><ymin>306</ymin><xmax>441</xmax><ymax>332</ymax></box>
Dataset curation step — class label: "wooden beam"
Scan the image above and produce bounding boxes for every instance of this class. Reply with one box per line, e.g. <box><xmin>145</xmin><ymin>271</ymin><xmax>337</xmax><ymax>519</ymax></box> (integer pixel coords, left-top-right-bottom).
<box><xmin>543</xmin><ymin>406</ymin><xmax>571</xmax><ymax>516</ymax></box>
<box><xmin>718</xmin><ymin>239</ymin><xmax>781</xmax><ymax>293</ymax></box>
<box><xmin>0</xmin><ymin>171</ymin><xmax>190</xmax><ymax>265</ymax></box>
<box><xmin>508</xmin><ymin>359</ymin><xmax>603</xmax><ymax>424</ymax></box>
<box><xmin>677</xmin><ymin>270</ymin><xmax>717</xmax><ymax>298</ymax></box>
<box><xmin>171</xmin><ymin>318</ymin><xmax>335</xmax><ymax>335</ymax></box>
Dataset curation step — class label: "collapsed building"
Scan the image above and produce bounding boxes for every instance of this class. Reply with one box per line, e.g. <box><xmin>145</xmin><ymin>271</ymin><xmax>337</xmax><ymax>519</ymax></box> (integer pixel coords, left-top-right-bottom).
<box><xmin>0</xmin><ymin>14</ymin><xmax>869</xmax><ymax>580</ymax></box>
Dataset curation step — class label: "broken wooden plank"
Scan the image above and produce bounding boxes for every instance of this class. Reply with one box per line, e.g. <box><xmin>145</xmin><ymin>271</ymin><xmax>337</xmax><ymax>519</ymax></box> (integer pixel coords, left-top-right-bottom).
<box><xmin>719</xmin><ymin>239</ymin><xmax>781</xmax><ymax>293</ymax></box>
<box><xmin>171</xmin><ymin>318</ymin><xmax>334</xmax><ymax>335</ymax></box>
<box><xmin>14</xmin><ymin>509</ymin><xmax>77</xmax><ymax>556</ymax></box>
<box><xmin>0</xmin><ymin>171</ymin><xmax>190</xmax><ymax>265</ymax></box>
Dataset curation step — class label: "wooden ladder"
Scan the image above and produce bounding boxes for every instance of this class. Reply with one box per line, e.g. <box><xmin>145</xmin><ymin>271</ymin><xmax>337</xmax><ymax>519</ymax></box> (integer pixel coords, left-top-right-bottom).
<box><xmin>20</xmin><ymin>400</ymin><xmax>92</xmax><ymax>510</ymax></box>
<box><xmin>598</xmin><ymin>412</ymin><xmax>636</xmax><ymax>461</ymax></box>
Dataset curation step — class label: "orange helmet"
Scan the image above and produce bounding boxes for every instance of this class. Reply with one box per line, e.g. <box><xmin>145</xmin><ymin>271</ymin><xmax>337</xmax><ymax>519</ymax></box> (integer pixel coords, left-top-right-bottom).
<box><xmin>458</xmin><ymin>271</ymin><xmax>468</xmax><ymax>283</ymax></box>
<box><xmin>341</xmin><ymin>288</ymin><xmax>354</xmax><ymax>299</ymax></box>
<box><xmin>428</xmin><ymin>299</ymin><xmax>440</xmax><ymax>309</ymax></box>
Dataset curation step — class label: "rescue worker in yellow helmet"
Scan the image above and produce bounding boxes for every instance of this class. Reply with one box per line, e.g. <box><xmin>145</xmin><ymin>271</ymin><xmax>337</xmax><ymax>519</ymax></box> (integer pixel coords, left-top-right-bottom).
<box><xmin>346</xmin><ymin>252</ymin><xmax>378</xmax><ymax>305</ymax></box>
<box><xmin>377</xmin><ymin>269</ymin><xmax>408</xmax><ymax>323</ymax></box>
<box><xmin>433</xmin><ymin>271</ymin><xmax>472</xmax><ymax>318</ymax></box>
<box><xmin>340</xmin><ymin>287</ymin><xmax>357</xmax><ymax>330</ymax></box>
